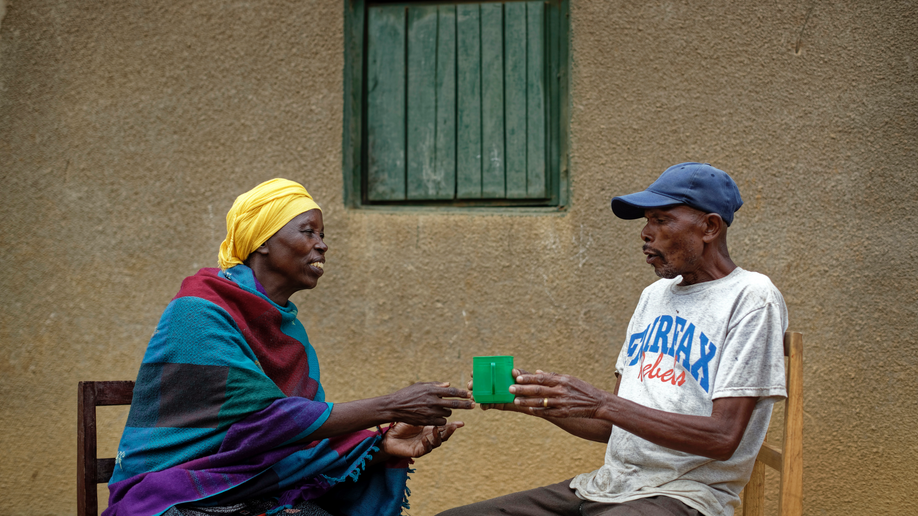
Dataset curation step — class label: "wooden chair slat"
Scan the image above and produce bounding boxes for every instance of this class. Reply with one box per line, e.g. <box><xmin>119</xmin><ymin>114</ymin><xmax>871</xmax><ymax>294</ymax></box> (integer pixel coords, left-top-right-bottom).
<box><xmin>756</xmin><ymin>441</ymin><xmax>783</xmax><ymax>471</ymax></box>
<box><xmin>93</xmin><ymin>381</ymin><xmax>135</xmax><ymax>406</ymax></box>
<box><xmin>96</xmin><ymin>458</ymin><xmax>117</xmax><ymax>484</ymax></box>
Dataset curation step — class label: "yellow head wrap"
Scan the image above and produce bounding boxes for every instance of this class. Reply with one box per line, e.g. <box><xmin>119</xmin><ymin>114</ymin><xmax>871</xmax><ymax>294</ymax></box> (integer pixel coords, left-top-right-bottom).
<box><xmin>218</xmin><ymin>178</ymin><xmax>322</xmax><ymax>270</ymax></box>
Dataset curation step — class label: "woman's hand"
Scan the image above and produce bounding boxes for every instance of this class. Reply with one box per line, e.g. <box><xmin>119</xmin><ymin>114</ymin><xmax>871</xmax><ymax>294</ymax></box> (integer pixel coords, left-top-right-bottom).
<box><xmin>382</xmin><ymin>382</ymin><xmax>474</xmax><ymax>427</ymax></box>
<box><xmin>509</xmin><ymin>370</ymin><xmax>611</xmax><ymax>419</ymax></box>
<box><xmin>380</xmin><ymin>421</ymin><xmax>464</xmax><ymax>459</ymax></box>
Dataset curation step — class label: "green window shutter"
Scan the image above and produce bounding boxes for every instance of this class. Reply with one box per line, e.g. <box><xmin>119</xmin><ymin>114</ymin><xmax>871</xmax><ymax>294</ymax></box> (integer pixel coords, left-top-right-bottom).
<box><xmin>456</xmin><ymin>4</ymin><xmax>482</xmax><ymax>199</ymax></box>
<box><xmin>525</xmin><ymin>2</ymin><xmax>547</xmax><ymax>198</ymax></box>
<box><xmin>406</xmin><ymin>6</ymin><xmax>447</xmax><ymax>200</ymax></box>
<box><xmin>366</xmin><ymin>5</ymin><xmax>407</xmax><ymax>201</ymax></box>
<box><xmin>433</xmin><ymin>5</ymin><xmax>457</xmax><ymax>199</ymax></box>
<box><xmin>480</xmin><ymin>2</ymin><xmax>505</xmax><ymax>199</ymax></box>
<box><xmin>364</xmin><ymin>1</ymin><xmax>549</xmax><ymax>203</ymax></box>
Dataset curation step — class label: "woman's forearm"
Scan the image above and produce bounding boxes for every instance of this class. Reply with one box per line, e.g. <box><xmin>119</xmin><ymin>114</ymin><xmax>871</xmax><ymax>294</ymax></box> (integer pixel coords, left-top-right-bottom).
<box><xmin>298</xmin><ymin>397</ymin><xmax>393</xmax><ymax>443</ymax></box>
<box><xmin>295</xmin><ymin>382</ymin><xmax>473</xmax><ymax>443</ymax></box>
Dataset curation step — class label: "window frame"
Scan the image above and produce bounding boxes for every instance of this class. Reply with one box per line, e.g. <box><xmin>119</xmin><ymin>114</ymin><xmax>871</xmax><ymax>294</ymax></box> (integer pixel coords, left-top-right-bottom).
<box><xmin>343</xmin><ymin>0</ymin><xmax>570</xmax><ymax>211</ymax></box>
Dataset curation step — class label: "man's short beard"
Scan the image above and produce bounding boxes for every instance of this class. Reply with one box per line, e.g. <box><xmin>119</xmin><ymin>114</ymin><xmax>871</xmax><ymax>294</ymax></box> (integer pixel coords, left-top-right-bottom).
<box><xmin>653</xmin><ymin>251</ymin><xmax>701</xmax><ymax>280</ymax></box>
<box><xmin>654</xmin><ymin>262</ymin><xmax>679</xmax><ymax>279</ymax></box>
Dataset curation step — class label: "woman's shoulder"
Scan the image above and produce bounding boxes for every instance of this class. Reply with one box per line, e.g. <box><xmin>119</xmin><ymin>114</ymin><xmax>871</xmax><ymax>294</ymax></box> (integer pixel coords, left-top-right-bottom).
<box><xmin>175</xmin><ymin>268</ymin><xmax>232</xmax><ymax>298</ymax></box>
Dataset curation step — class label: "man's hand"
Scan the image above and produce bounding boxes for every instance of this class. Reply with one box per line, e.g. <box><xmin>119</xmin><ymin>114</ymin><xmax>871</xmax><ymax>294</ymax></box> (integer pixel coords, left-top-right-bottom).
<box><xmin>468</xmin><ymin>368</ymin><xmax>530</xmax><ymax>413</ymax></box>
<box><xmin>470</xmin><ymin>368</ymin><xmax>616</xmax><ymax>442</ymax></box>
<box><xmin>509</xmin><ymin>370</ymin><xmax>611</xmax><ymax>419</ymax></box>
<box><xmin>380</xmin><ymin>421</ymin><xmax>464</xmax><ymax>459</ymax></box>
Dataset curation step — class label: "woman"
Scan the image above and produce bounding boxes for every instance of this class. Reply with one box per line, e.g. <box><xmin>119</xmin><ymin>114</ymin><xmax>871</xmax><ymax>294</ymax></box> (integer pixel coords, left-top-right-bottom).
<box><xmin>106</xmin><ymin>179</ymin><xmax>472</xmax><ymax>516</ymax></box>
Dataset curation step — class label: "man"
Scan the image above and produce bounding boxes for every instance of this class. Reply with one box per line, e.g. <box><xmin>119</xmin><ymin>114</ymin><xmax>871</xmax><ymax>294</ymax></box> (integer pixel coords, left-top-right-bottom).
<box><xmin>440</xmin><ymin>162</ymin><xmax>787</xmax><ymax>516</ymax></box>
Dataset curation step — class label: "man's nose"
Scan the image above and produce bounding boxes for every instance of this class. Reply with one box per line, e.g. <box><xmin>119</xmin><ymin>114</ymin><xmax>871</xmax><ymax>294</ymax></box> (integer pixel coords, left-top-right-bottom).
<box><xmin>641</xmin><ymin>223</ymin><xmax>652</xmax><ymax>242</ymax></box>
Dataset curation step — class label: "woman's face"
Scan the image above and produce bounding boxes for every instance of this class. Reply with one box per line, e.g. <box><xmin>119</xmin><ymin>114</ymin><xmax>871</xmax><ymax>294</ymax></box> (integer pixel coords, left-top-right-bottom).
<box><xmin>260</xmin><ymin>209</ymin><xmax>327</xmax><ymax>291</ymax></box>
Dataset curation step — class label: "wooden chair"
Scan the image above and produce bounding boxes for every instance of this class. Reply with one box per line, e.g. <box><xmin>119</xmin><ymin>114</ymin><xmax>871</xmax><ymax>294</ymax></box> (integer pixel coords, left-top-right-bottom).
<box><xmin>78</xmin><ymin>380</ymin><xmax>135</xmax><ymax>516</ymax></box>
<box><xmin>740</xmin><ymin>331</ymin><xmax>803</xmax><ymax>516</ymax></box>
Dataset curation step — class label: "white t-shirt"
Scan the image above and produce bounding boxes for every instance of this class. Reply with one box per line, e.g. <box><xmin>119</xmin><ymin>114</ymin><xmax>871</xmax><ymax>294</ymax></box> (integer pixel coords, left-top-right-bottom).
<box><xmin>570</xmin><ymin>268</ymin><xmax>788</xmax><ymax>516</ymax></box>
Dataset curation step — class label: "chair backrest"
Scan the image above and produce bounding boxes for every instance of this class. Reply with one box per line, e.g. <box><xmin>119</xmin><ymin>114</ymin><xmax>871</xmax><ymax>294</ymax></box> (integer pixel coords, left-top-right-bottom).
<box><xmin>741</xmin><ymin>331</ymin><xmax>803</xmax><ymax>516</ymax></box>
<box><xmin>77</xmin><ymin>380</ymin><xmax>135</xmax><ymax>516</ymax></box>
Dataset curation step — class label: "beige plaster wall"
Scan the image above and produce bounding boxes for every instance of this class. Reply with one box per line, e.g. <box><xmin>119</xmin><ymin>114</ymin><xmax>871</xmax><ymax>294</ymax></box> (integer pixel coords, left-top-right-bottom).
<box><xmin>1</xmin><ymin>1</ymin><xmax>916</xmax><ymax>514</ymax></box>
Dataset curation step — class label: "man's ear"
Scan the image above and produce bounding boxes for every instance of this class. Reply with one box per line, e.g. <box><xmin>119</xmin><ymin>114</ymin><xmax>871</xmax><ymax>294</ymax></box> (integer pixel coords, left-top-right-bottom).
<box><xmin>701</xmin><ymin>213</ymin><xmax>725</xmax><ymax>243</ymax></box>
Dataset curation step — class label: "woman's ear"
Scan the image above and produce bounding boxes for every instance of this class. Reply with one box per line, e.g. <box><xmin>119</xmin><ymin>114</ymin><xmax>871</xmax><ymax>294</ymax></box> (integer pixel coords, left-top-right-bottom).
<box><xmin>243</xmin><ymin>243</ymin><xmax>269</xmax><ymax>268</ymax></box>
<box><xmin>244</xmin><ymin>243</ymin><xmax>270</xmax><ymax>268</ymax></box>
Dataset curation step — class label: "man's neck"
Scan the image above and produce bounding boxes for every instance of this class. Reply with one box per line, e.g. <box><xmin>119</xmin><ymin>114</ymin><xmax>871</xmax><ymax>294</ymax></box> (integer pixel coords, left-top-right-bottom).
<box><xmin>678</xmin><ymin>253</ymin><xmax>737</xmax><ymax>286</ymax></box>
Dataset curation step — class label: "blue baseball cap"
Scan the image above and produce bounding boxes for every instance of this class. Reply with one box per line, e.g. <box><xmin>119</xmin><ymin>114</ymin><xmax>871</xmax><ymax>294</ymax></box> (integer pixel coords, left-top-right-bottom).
<box><xmin>610</xmin><ymin>162</ymin><xmax>743</xmax><ymax>226</ymax></box>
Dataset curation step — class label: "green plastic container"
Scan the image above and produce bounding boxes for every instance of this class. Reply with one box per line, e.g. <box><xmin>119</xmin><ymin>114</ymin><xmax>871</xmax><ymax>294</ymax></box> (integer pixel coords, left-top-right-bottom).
<box><xmin>473</xmin><ymin>355</ymin><xmax>515</xmax><ymax>404</ymax></box>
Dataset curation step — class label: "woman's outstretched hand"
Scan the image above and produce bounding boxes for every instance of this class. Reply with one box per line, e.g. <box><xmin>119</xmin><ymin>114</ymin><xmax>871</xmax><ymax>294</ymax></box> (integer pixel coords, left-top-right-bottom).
<box><xmin>380</xmin><ymin>421</ymin><xmax>464</xmax><ymax>459</ymax></box>
<box><xmin>383</xmin><ymin>382</ymin><xmax>474</xmax><ymax>427</ymax></box>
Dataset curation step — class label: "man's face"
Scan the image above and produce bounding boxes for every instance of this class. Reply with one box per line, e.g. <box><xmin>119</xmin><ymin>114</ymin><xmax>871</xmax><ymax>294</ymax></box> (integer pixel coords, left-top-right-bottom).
<box><xmin>640</xmin><ymin>205</ymin><xmax>706</xmax><ymax>280</ymax></box>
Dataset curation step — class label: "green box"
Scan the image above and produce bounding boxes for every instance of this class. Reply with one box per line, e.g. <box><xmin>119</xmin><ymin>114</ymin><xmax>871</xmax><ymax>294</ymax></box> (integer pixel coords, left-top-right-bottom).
<box><xmin>473</xmin><ymin>355</ymin><xmax>515</xmax><ymax>404</ymax></box>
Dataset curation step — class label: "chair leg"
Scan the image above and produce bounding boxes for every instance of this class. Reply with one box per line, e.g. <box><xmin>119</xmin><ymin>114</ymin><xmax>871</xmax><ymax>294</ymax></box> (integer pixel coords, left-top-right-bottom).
<box><xmin>78</xmin><ymin>382</ymin><xmax>99</xmax><ymax>516</ymax></box>
<box><xmin>780</xmin><ymin>333</ymin><xmax>804</xmax><ymax>516</ymax></box>
<box><xmin>742</xmin><ymin>459</ymin><xmax>766</xmax><ymax>516</ymax></box>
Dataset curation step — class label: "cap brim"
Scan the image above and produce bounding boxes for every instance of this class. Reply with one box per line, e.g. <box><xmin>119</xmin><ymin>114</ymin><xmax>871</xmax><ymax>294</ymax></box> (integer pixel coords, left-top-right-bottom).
<box><xmin>611</xmin><ymin>190</ymin><xmax>682</xmax><ymax>220</ymax></box>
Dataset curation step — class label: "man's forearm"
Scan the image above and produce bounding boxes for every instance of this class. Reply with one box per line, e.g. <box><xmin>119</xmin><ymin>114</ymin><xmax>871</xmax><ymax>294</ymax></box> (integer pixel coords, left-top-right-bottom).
<box><xmin>510</xmin><ymin>372</ymin><xmax>758</xmax><ymax>460</ymax></box>
<box><xmin>594</xmin><ymin>393</ymin><xmax>757</xmax><ymax>460</ymax></box>
<box><xmin>542</xmin><ymin>415</ymin><xmax>614</xmax><ymax>443</ymax></box>
<box><xmin>480</xmin><ymin>403</ymin><xmax>613</xmax><ymax>443</ymax></box>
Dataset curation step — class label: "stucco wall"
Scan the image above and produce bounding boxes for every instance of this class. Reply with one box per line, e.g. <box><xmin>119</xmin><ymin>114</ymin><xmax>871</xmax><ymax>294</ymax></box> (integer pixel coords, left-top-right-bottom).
<box><xmin>1</xmin><ymin>1</ymin><xmax>916</xmax><ymax>515</ymax></box>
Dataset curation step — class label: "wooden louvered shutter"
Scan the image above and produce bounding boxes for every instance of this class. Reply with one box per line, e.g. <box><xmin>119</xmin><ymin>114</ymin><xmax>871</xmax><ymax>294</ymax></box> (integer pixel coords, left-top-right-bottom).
<box><xmin>365</xmin><ymin>2</ymin><xmax>548</xmax><ymax>202</ymax></box>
